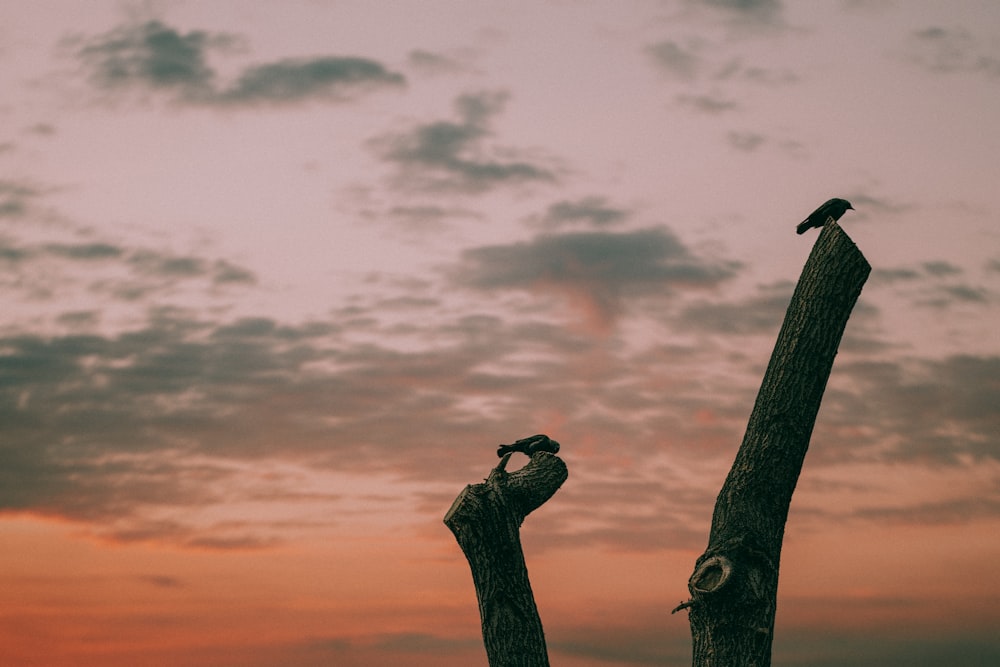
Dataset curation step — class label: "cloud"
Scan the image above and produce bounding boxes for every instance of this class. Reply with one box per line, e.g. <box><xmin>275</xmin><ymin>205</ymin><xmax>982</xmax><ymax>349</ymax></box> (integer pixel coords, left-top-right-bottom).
<box><xmin>871</xmin><ymin>267</ymin><xmax>921</xmax><ymax>284</ymax></box>
<box><xmin>371</xmin><ymin>91</ymin><xmax>556</xmax><ymax>193</ymax></box>
<box><xmin>0</xmin><ymin>311</ymin><xmax>351</xmax><ymax>545</ymax></box>
<box><xmin>818</xmin><ymin>355</ymin><xmax>1000</xmax><ymax>465</ymax></box>
<box><xmin>407</xmin><ymin>49</ymin><xmax>470</xmax><ymax>75</ymax></box>
<box><xmin>674</xmin><ymin>278</ymin><xmax>890</xmax><ymax>358</ymax></box>
<box><xmin>373</xmin><ymin>633</ymin><xmax>480</xmax><ymax>654</ymax></box>
<box><xmin>715</xmin><ymin>59</ymin><xmax>798</xmax><ymax>85</ymax></box>
<box><xmin>645</xmin><ymin>21</ymin><xmax>796</xmax><ymax>117</ymax></box>
<box><xmin>648</xmin><ymin>42</ymin><xmax>797</xmax><ymax>87</ymax></box>
<box><xmin>1</xmin><ymin>247</ymin><xmax>995</xmax><ymax>553</ymax></box>
<box><xmin>0</xmin><ymin>238</ymin><xmax>124</xmax><ymax>265</ymax></box>
<box><xmin>851</xmin><ymin>495</ymin><xmax>1000</xmax><ymax>526</ymax></box>
<box><xmin>0</xmin><ymin>181</ymin><xmax>41</xmax><ymax>218</ymax></box>
<box><xmin>1</xmin><ymin>192</ymin><xmax>993</xmax><ymax>555</ymax></box>
<box><xmin>25</xmin><ymin>123</ymin><xmax>57</xmax><ymax>136</ymax></box>
<box><xmin>72</xmin><ymin>19</ymin><xmax>404</xmax><ymax>106</ymax></box>
<box><xmin>220</xmin><ymin>57</ymin><xmax>405</xmax><ymax>104</ymax></box>
<box><xmin>693</xmin><ymin>0</ymin><xmax>784</xmax><ymax>24</ymax></box>
<box><xmin>906</xmin><ymin>26</ymin><xmax>1000</xmax><ymax>78</ymax></box>
<box><xmin>928</xmin><ymin>284</ymin><xmax>989</xmax><ymax>305</ymax></box>
<box><xmin>872</xmin><ymin>258</ymin><xmax>996</xmax><ymax>311</ymax></box>
<box><xmin>922</xmin><ymin>260</ymin><xmax>962</xmax><ymax>277</ymax></box>
<box><xmin>0</xmin><ymin>258</ymin><xmax>741</xmax><ymax>551</ymax></box>
<box><xmin>531</xmin><ymin>197</ymin><xmax>631</xmax><ymax>230</ymax></box>
<box><xmin>678</xmin><ymin>281</ymin><xmax>793</xmax><ymax>335</ymax></box>
<box><xmin>451</xmin><ymin>227</ymin><xmax>739</xmax><ymax>332</ymax></box>
<box><xmin>43</xmin><ymin>242</ymin><xmax>123</xmax><ymax>260</ymax></box>
<box><xmin>550</xmin><ymin>620</ymin><xmax>689</xmax><ymax>665</ymax></box>
<box><xmin>0</xmin><ymin>309</ymin><xmax>502</xmax><ymax>546</ymax></box>
<box><xmin>646</xmin><ymin>41</ymin><xmax>702</xmax><ymax>79</ymax></box>
<box><xmin>844</xmin><ymin>192</ymin><xmax>912</xmax><ymax>218</ymax></box>
<box><xmin>138</xmin><ymin>574</ymin><xmax>184</xmax><ymax>588</ymax></box>
<box><xmin>127</xmin><ymin>249</ymin><xmax>258</xmax><ymax>284</ymax></box>
<box><xmin>773</xmin><ymin>631</ymin><xmax>1000</xmax><ymax>667</ymax></box>
<box><xmin>0</xmin><ymin>233</ymin><xmax>257</xmax><ymax>305</ymax></box>
<box><xmin>232</xmin><ymin>632</ymin><xmax>487</xmax><ymax>667</ymax></box>
<box><xmin>725</xmin><ymin>129</ymin><xmax>805</xmax><ymax>156</ymax></box>
<box><xmin>873</xmin><ymin>260</ymin><xmax>967</xmax><ymax>286</ymax></box>
<box><xmin>75</xmin><ymin>20</ymin><xmax>221</xmax><ymax>94</ymax></box>
<box><xmin>530</xmin><ymin>474</ymin><xmax>718</xmax><ymax>553</ymax></box>
<box><xmin>380</xmin><ymin>205</ymin><xmax>483</xmax><ymax>233</ymax></box>
<box><xmin>212</xmin><ymin>259</ymin><xmax>258</xmax><ymax>285</ymax></box>
<box><xmin>727</xmin><ymin>130</ymin><xmax>766</xmax><ymax>152</ymax></box>
<box><xmin>676</xmin><ymin>92</ymin><xmax>739</xmax><ymax>113</ymax></box>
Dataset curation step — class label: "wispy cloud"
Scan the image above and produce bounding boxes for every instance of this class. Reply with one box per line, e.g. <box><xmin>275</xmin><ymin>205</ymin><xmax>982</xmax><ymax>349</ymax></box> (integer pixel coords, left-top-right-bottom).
<box><xmin>852</xmin><ymin>494</ymin><xmax>1000</xmax><ymax>526</ymax></box>
<box><xmin>726</xmin><ymin>130</ymin><xmax>767</xmax><ymax>152</ymax></box>
<box><xmin>646</xmin><ymin>40</ymin><xmax>702</xmax><ymax>80</ymax></box>
<box><xmin>76</xmin><ymin>20</ymin><xmax>223</xmax><ymax>94</ymax></box>
<box><xmin>646</xmin><ymin>34</ymin><xmax>798</xmax><ymax>119</ymax></box>
<box><xmin>407</xmin><ymin>49</ymin><xmax>471</xmax><ymax>76</ymax></box>
<box><xmin>530</xmin><ymin>197</ymin><xmax>631</xmax><ymax>230</ymax></box>
<box><xmin>0</xmin><ymin>181</ymin><xmax>42</xmax><ymax>218</ymax></box>
<box><xmin>220</xmin><ymin>57</ymin><xmax>405</xmax><ymax>104</ymax></box>
<box><xmin>906</xmin><ymin>26</ymin><xmax>1000</xmax><ymax>79</ymax></box>
<box><xmin>725</xmin><ymin>129</ymin><xmax>805</xmax><ymax>156</ymax></box>
<box><xmin>451</xmin><ymin>227</ymin><xmax>739</xmax><ymax>333</ymax></box>
<box><xmin>382</xmin><ymin>204</ymin><xmax>483</xmax><ymax>232</ymax></box>
<box><xmin>370</xmin><ymin>91</ymin><xmax>556</xmax><ymax>193</ymax></box>
<box><xmin>691</xmin><ymin>0</ymin><xmax>785</xmax><ymax>25</ymax></box>
<box><xmin>818</xmin><ymin>354</ymin><xmax>1000</xmax><ymax>465</ymax></box>
<box><xmin>72</xmin><ymin>20</ymin><xmax>405</xmax><ymax>105</ymax></box>
<box><xmin>714</xmin><ymin>59</ymin><xmax>798</xmax><ymax>86</ymax></box>
<box><xmin>676</xmin><ymin>92</ymin><xmax>739</xmax><ymax>113</ymax></box>
<box><xmin>678</xmin><ymin>281</ymin><xmax>793</xmax><ymax>335</ymax></box>
<box><xmin>0</xmin><ymin>234</ymin><xmax>256</xmax><ymax>305</ymax></box>
<box><xmin>871</xmin><ymin>258</ymin><xmax>997</xmax><ymax>311</ymax></box>
<box><xmin>1</xmin><ymin>228</ymin><xmax>995</xmax><ymax>552</ymax></box>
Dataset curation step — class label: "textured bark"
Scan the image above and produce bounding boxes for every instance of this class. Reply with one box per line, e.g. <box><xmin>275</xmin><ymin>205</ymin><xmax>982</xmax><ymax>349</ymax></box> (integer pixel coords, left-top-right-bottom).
<box><xmin>445</xmin><ymin>447</ymin><xmax>567</xmax><ymax>667</ymax></box>
<box><xmin>680</xmin><ymin>221</ymin><xmax>871</xmax><ymax>666</ymax></box>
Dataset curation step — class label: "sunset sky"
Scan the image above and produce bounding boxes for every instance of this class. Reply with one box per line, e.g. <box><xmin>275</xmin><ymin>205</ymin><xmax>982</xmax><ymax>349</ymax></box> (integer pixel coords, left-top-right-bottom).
<box><xmin>2</xmin><ymin>1</ymin><xmax>999</xmax><ymax>665</ymax></box>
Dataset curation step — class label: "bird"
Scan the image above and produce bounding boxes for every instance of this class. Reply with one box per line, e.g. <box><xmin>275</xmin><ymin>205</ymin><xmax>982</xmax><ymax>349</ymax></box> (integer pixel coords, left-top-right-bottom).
<box><xmin>497</xmin><ymin>434</ymin><xmax>560</xmax><ymax>458</ymax></box>
<box><xmin>796</xmin><ymin>198</ymin><xmax>853</xmax><ymax>234</ymax></box>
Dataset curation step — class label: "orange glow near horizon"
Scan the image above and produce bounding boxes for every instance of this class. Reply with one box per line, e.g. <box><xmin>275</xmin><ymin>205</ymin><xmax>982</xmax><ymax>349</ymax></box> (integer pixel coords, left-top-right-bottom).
<box><xmin>5</xmin><ymin>501</ymin><xmax>999</xmax><ymax>666</ymax></box>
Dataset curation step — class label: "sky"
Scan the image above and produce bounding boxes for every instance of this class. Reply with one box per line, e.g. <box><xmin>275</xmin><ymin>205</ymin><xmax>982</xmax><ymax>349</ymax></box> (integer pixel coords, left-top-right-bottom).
<box><xmin>1</xmin><ymin>1</ymin><xmax>999</xmax><ymax>665</ymax></box>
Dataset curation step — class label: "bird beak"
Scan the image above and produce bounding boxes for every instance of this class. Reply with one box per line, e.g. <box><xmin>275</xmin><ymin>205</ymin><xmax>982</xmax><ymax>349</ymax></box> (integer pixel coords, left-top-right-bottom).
<box><xmin>848</xmin><ymin>204</ymin><xmax>854</xmax><ymax>209</ymax></box>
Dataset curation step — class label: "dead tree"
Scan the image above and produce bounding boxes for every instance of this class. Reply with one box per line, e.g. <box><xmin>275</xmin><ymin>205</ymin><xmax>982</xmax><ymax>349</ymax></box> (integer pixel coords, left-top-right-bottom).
<box><xmin>675</xmin><ymin>221</ymin><xmax>871</xmax><ymax>666</ymax></box>
<box><xmin>445</xmin><ymin>435</ymin><xmax>567</xmax><ymax>667</ymax></box>
<box><xmin>445</xmin><ymin>222</ymin><xmax>867</xmax><ymax>666</ymax></box>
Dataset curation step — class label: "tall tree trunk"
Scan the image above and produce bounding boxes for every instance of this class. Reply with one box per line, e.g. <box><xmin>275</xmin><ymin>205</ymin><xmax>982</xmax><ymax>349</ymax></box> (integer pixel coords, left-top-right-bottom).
<box><xmin>445</xmin><ymin>442</ymin><xmax>567</xmax><ymax>666</ymax></box>
<box><xmin>678</xmin><ymin>221</ymin><xmax>871</xmax><ymax>666</ymax></box>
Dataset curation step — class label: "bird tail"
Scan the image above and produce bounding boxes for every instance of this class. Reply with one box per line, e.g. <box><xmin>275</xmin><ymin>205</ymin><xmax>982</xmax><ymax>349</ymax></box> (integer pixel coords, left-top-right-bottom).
<box><xmin>795</xmin><ymin>220</ymin><xmax>809</xmax><ymax>234</ymax></box>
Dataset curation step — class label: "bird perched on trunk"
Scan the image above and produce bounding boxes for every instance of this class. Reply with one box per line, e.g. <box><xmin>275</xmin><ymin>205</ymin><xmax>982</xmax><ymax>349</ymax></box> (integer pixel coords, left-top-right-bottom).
<box><xmin>796</xmin><ymin>198</ymin><xmax>853</xmax><ymax>234</ymax></box>
<box><xmin>497</xmin><ymin>434</ymin><xmax>560</xmax><ymax>458</ymax></box>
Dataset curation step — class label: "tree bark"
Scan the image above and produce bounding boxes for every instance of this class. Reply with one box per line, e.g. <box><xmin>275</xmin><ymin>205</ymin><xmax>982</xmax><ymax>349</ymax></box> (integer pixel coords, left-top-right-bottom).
<box><xmin>445</xmin><ymin>444</ymin><xmax>567</xmax><ymax>667</ymax></box>
<box><xmin>678</xmin><ymin>221</ymin><xmax>871</xmax><ymax>666</ymax></box>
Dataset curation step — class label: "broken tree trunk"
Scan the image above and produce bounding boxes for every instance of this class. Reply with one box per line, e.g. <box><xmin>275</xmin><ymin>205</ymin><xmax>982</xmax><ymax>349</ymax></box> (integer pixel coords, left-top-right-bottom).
<box><xmin>678</xmin><ymin>221</ymin><xmax>871</xmax><ymax>666</ymax></box>
<box><xmin>445</xmin><ymin>438</ymin><xmax>567</xmax><ymax>667</ymax></box>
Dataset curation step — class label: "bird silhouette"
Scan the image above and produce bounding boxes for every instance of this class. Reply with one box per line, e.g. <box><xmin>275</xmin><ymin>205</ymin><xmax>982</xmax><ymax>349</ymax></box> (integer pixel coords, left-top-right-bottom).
<box><xmin>796</xmin><ymin>198</ymin><xmax>853</xmax><ymax>234</ymax></box>
<box><xmin>497</xmin><ymin>434</ymin><xmax>560</xmax><ymax>458</ymax></box>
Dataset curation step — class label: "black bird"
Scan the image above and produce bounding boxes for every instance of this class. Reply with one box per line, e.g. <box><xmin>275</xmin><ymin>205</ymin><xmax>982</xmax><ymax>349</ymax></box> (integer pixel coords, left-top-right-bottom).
<box><xmin>796</xmin><ymin>198</ymin><xmax>853</xmax><ymax>234</ymax></box>
<box><xmin>497</xmin><ymin>434</ymin><xmax>560</xmax><ymax>458</ymax></box>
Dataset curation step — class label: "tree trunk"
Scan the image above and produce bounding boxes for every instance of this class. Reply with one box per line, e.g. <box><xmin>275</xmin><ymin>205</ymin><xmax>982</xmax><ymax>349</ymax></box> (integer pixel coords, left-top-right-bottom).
<box><xmin>678</xmin><ymin>221</ymin><xmax>871</xmax><ymax>666</ymax></box>
<box><xmin>445</xmin><ymin>444</ymin><xmax>567</xmax><ymax>667</ymax></box>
